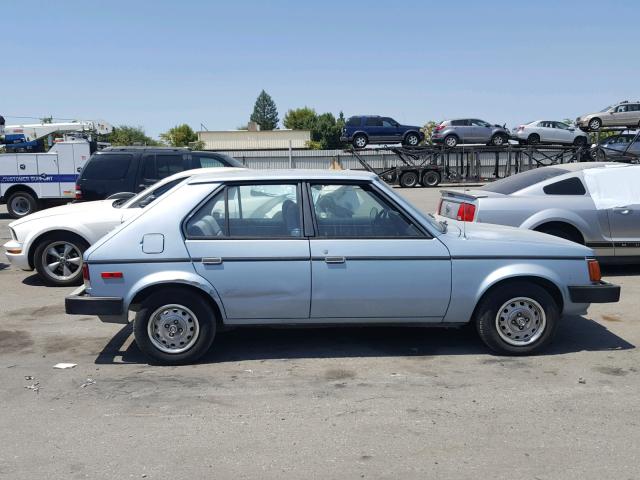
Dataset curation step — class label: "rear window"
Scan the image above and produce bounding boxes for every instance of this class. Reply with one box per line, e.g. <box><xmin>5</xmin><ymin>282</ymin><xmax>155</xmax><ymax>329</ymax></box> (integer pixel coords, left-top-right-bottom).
<box><xmin>346</xmin><ymin>117</ymin><xmax>361</xmax><ymax>127</ymax></box>
<box><xmin>480</xmin><ymin>167</ymin><xmax>567</xmax><ymax>195</ymax></box>
<box><xmin>81</xmin><ymin>154</ymin><xmax>132</xmax><ymax>180</ymax></box>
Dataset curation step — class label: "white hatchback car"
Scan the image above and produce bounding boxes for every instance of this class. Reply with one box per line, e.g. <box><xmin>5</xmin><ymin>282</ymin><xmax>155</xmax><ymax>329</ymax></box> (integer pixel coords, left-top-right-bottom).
<box><xmin>4</xmin><ymin>167</ymin><xmax>242</xmax><ymax>286</ymax></box>
<box><xmin>513</xmin><ymin>120</ymin><xmax>588</xmax><ymax>146</ymax></box>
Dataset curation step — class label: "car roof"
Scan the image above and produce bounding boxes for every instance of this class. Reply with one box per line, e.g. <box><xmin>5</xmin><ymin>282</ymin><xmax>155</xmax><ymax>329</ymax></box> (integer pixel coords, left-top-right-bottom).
<box><xmin>100</xmin><ymin>146</ymin><xmax>188</xmax><ymax>152</ymax></box>
<box><xmin>186</xmin><ymin>168</ymin><xmax>378</xmax><ymax>184</ymax></box>
<box><xmin>555</xmin><ymin>161</ymin><xmax>630</xmax><ymax>172</ymax></box>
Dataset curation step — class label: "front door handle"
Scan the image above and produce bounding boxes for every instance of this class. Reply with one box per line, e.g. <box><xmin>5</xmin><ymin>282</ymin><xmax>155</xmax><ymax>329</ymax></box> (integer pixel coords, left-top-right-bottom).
<box><xmin>614</xmin><ymin>207</ymin><xmax>632</xmax><ymax>215</ymax></box>
<box><xmin>325</xmin><ymin>256</ymin><xmax>346</xmax><ymax>264</ymax></box>
<box><xmin>202</xmin><ymin>257</ymin><xmax>223</xmax><ymax>265</ymax></box>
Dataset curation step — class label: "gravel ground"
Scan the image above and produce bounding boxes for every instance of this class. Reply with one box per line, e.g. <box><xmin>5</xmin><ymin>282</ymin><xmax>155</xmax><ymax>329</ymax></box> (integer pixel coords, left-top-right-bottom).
<box><xmin>0</xmin><ymin>188</ymin><xmax>638</xmax><ymax>480</ymax></box>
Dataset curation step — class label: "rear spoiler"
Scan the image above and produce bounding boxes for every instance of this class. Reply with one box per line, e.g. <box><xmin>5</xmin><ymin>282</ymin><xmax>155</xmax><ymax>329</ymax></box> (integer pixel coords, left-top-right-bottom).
<box><xmin>440</xmin><ymin>189</ymin><xmax>488</xmax><ymax>200</ymax></box>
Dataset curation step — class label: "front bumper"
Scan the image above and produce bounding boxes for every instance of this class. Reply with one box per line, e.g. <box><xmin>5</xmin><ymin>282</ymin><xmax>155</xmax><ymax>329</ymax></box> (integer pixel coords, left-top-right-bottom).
<box><xmin>65</xmin><ymin>285</ymin><xmax>124</xmax><ymax>317</ymax></box>
<box><xmin>568</xmin><ymin>281</ymin><xmax>621</xmax><ymax>303</ymax></box>
<box><xmin>3</xmin><ymin>240</ymin><xmax>31</xmax><ymax>270</ymax></box>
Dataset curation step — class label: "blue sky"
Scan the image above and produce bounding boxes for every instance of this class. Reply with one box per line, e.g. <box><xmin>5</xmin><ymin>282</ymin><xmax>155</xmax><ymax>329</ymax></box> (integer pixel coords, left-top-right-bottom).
<box><xmin>3</xmin><ymin>0</ymin><xmax>638</xmax><ymax>138</ymax></box>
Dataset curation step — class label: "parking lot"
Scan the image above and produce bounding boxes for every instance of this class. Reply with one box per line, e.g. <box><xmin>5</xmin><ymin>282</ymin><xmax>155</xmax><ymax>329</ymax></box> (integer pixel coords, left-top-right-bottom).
<box><xmin>1</xmin><ymin>187</ymin><xmax>639</xmax><ymax>480</ymax></box>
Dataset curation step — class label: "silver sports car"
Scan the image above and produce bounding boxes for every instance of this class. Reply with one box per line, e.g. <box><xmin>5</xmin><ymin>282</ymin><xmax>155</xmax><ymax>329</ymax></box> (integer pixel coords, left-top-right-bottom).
<box><xmin>438</xmin><ymin>162</ymin><xmax>640</xmax><ymax>263</ymax></box>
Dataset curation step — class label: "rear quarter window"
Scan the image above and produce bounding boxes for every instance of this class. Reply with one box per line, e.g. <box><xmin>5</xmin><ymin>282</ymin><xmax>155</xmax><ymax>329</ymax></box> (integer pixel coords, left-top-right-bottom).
<box><xmin>543</xmin><ymin>177</ymin><xmax>586</xmax><ymax>195</ymax></box>
<box><xmin>81</xmin><ymin>154</ymin><xmax>133</xmax><ymax>180</ymax></box>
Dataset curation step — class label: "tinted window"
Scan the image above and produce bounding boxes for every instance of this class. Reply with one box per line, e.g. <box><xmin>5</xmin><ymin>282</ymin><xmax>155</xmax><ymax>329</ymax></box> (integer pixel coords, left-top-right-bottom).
<box><xmin>480</xmin><ymin>167</ymin><xmax>567</xmax><ymax>195</ymax></box>
<box><xmin>186</xmin><ymin>184</ymin><xmax>301</xmax><ymax>238</ymax></box>
<box><xmin>471</xmin><ymin>119</ymin><xmax>491</xmax><ymax>127</ymax></box>
<box><xmin>81</xmin><ymin>154</ymin><xmax>132</xmax><ymax>180</ymax></box>
<box><xmin>346</xmin><ymin>117</ymin><xmax>361</xmax><ymax>127</ymax></box>
<box><xmin>311</xmin><ymin>183</ymin><xmax>423</xmax><ymax>238</ymax></box>
<box><xmin>141</xmin><ymin>154</ymin><xmax>156</xmax><ymax>180</ymax></box>
<box><xmin>193</xmin><ymin>153</ymin><xmax>243</xmax><ymax>168</ymax></box>
<box><xmin>156</xmin><ymin>154</ymin><xmax>184</xmax><ymax>178</ymax></box>
<box><xmin>451</xmin><ymin>120</ymin><xmax>469</xmax><ymax>126</ymax></box>
<box><xmin>365</xmin><ymin>117</ymin><xmax>383</xmax><ymax>127</ymax></box>
<box><xmin>543</xmin><ymin>177</ymin><xmax>586</xmax><ymax>195</ymax></box>
<box><xmin>382</xmin><ymin>119</ymin><xmax>397</xmax><ymax>128</ymax></box>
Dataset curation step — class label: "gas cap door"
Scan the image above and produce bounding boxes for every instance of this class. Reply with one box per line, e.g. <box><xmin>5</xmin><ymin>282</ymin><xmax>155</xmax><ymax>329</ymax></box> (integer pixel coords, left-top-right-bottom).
<box><xmin>142</xmin><ymin>233</ymin><xmax>164</xmax><ymax>254</ymax></box>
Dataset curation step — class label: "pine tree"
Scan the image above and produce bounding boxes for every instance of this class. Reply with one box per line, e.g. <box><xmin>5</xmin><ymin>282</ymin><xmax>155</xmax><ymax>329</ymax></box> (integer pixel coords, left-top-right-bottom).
<box><xmin>250</xmin><ymin>90</ymin><xmax>279</xmax><ymax>130</ymax></box>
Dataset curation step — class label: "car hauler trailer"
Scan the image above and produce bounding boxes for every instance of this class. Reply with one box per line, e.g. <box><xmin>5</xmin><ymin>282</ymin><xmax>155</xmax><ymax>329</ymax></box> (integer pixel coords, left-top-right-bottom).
<box><xmin>0</xmin><ymin>118</ymin><xmax>113</xmax><ymax>218</ymax></box>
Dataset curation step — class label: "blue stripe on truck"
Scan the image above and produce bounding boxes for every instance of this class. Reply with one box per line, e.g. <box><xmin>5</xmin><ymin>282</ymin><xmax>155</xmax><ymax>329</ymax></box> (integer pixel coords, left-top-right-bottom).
<box><xmin>0</xmin><ymin>174</ymin><xmax>79</xmax><ymax>183</ymax></box>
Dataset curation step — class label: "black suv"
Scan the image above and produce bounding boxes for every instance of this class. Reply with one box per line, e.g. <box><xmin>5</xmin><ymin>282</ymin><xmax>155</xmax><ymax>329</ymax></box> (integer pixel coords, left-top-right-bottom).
<box><xmin>76</xmin><ymin>147</ymin><xmax>243</xmax><ymax>201</ymax></box>
<box><xmin>340</xmin><ymin>116</ymin><xmax>424</xmax><ymax>148</ymax></box>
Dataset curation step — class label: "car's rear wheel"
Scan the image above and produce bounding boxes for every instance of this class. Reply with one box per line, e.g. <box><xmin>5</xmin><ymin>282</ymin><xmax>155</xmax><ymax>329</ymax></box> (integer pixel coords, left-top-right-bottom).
<box><xmin>536</xmin><ymin>224</ymin><xmax>584</xmax><ymax>244</ymax></box>
<box><xmin>404</xmin><ymin>132</ymin><xmax>420</xmax><ymax>147</ymax></box>
<box><xmin>588</xmin><ymin>118</ymin><xmax>602</xmax><ymax>131</ymax></box>
<box><xmin>421</xmin><ymin>170</ymin><xmax>441</xmax><ymax>187</ymax></box>
<box><xmin>527</xmin><ymin>133</ymin><xmax>540</xmax><ymax>145</ymax></box>
<box><xmin>573</xmin><ymin>136</ymin><xmax>588</xmax><ymax>147</ymax></box>
<box><xmin>33</xmin><ymin>234</ymin><xmax>88</xmax><ymax>286</ymax></box>
<box><xmin>595</xmin><ymin>148</ymin><xmax>606</xmax><ymax>161</ymax></box>
<box><xmin>399</xmin><ymin>171</ymin><xmax>419</xmax><ymax>188</ymax></box>
<box><xmin>6</xmin><ymin>191</ymin><xmax>37</xmax><ymax>219</ymax></box>
<box><xmin>352</xmin><ymin>134</ymin><xmax>368</xmax><ymax>149</ymax></box>
<box><xmin>444</xmin><ymin>135</ymin><xmax>458</xmax><ymax>148</ymax></box>
<box><xmin>134</xmin><ymin>289</ymin><xmax>217</xmax><ymax>365</ymax></box>
<box><xmin>491</xmin><ymin>134</ymin><xmax>507</xmax><ymax>146</ymax></box>
<box><xmin>475</xmin><ymin>281</ymin><xmax>559</xmax><ymax>355</ymax></box>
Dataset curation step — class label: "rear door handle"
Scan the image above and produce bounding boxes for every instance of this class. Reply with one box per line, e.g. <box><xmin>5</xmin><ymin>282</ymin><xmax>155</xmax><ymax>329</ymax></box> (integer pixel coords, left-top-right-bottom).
<box><xmin>202</xmin><ymin>257</ymin><xmax>223</xmax><ymax>265</ymax></box>
<box><xmin>325</xmin><ymin>256</ymin><xmax>346</xmax><ymax>264</ymax></box>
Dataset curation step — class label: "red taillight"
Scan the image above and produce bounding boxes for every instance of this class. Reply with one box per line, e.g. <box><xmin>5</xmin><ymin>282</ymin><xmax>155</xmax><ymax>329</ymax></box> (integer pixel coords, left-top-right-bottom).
<box><xmin>82</xmin><ymin>263</ymin><xmax>90</xmax><ymax>281</ymax></box>
<box><xmin>588</xmin><ymin>260</ymin><xmax>601</xmax><ymax>282</ymax></box>
<box><xmin>434</xmin><ymin>124</ymin><xmax>445</xmax><ymax>132</ymax></box>
<box><xmin>75</xmin><ymin>184</ymin><xmax>82</xmax><ymax>200</ymax></box>
<box><xmin>456</xmin><ymin>202</ymin><xmax>476</xmax><ymax>221</ymax></box>
<box><xmin>101</xmin><ymin>271</ymin><xmax>123</xmax><ymax>279</ymax></box>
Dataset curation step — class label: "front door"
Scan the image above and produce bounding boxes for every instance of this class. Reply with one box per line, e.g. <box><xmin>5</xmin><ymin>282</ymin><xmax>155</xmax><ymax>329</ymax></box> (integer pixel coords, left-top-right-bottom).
<box><xmin>381</xmin><ymin>117</ymin><xmax>400</xmax><ymax>142</ymax></box>
<box><xmin>184</xmin><ymin>182</ymin><xmax>311</xmax><ymax>322</ymax></box>
<box><xmin>608</xmin><ymin>203</ymin><xmax>640</xmax><ymax>257</ymax></box>
<box><xmin>308</xmin><ymin>182</ymin><xmax>451</xmax><ymax>321</ymax></box>
<box><xmin>470</xmin><ymin>119</ymin><xmax>492</xmax><ymax>143</ymax></box>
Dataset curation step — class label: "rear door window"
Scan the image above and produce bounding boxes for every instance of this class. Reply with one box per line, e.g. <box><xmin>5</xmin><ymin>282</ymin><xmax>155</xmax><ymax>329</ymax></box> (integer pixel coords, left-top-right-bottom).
<box><xmin>81</xmin><ymin>154</ymin><xmax>133</xmax><ymax>180</ymax></box>
<box><xmin>365</xmin><ymin>117</ymin><xmax>383</xmax><ymax>127</ymax></box>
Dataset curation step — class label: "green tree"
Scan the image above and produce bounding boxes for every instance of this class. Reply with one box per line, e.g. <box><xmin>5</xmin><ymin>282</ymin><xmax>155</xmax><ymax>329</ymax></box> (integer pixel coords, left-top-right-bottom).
<box><xmin>160</xmin><ymin>124</ymin><xmax>199</xmax><ymax>147</ymax></box>
<box><xmin>103</xmin><ymin>125</ymin><xmax>160</xmax><ymax>146</ymax></box>
<box><xmin>250</xmin><ymin>90</ymin><xmax>279</xmax><ymax>130</ymax></box>
<box><xmin>311</xmin><ymin>112</ymin><xmax>344</xmax><ymax>150</ymax></box>
<box><xmin>421</xmin><ymin>121</ymin><xmax>439</xmax><ymax>145</ymax></box>
<box><xmin>283</xmin><ymin>107</ymin><xmax>317</xmax><ymax>130</ymax></box>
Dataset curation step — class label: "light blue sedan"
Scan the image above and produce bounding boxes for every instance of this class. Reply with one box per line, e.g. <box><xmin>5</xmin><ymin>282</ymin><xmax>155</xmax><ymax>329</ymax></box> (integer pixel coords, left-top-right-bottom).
<box><xmin>65</xmin><ymin>169</ymin><xmax>620</xmax><ymax>364</ymax></box>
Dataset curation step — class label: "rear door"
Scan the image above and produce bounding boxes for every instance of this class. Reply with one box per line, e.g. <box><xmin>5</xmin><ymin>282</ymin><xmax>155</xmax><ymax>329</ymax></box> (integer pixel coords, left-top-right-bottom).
<box><xmin>137</xmin><ymin>153</ymin><xmax>187</xmax><ymax>192</ymax></box>
<box><xmin>451</xmin><ymin>119</ymin><xmax>472</xmax><ymax>141</ymax></box>
<box><xmin>364</xmin><ymin>117</ymin><xmax>384</xmax><ymax>141</ymax></box>
<box><xmin>307</xmin><ymin>181</ymin><xmax>451</xmax><ymax>321</ymax></box>
<box><xmin>184</xmin><ymin>182</ymin><xmax>311</xmax><ymax>321</ymax></box>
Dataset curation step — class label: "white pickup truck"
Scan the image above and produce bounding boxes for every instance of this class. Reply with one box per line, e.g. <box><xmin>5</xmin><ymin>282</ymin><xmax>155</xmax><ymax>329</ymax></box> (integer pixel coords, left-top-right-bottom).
<box><xmin>0</xmin><ymin>139</ymin><xmax>91</xmax><ymax>218</ymax></box>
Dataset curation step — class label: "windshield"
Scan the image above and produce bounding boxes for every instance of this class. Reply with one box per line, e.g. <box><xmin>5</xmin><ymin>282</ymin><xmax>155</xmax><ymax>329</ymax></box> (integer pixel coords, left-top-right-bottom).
<box><xmin>117</xmin><ymin>177</ymin><xmax>187</xmax><ymax>209</ymax></box>
<box><xmin>480</xmin><ymin>167</ymin><xmax>567</xmax><ymax>195</ymax></box>
<box><xmin>599</xmin><ymin>106</ymin><xmax>612</xmax><ymax>112</ymax></box>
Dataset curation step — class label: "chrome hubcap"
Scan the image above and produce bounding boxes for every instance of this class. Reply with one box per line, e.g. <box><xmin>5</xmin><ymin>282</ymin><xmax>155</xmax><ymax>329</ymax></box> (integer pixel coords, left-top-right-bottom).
<box><xmin>42</xmin><ymin>241</ymin><xmax>82</xmax><ymax>280</ymax></box>
<box><xmin>408</xmin><ymin>135</ymin><xmax>418</xmax><ymax>145</ymax></box>
<box><xmin>355</xmin><ymin>137</ymin><xmax>366</xmax><ymax>147</ymax></box>
<box><xmin>494</xmin><ymin>136</ymin><xmax>503</xmax><ymax>145</ymax></box>
<box><xmin>589</xmin><ymin>120</ymin><xmax>600</xmax><ymax>130</ymax></box>
<box><xmin>10</xmin><ymin>196</ymin><xmax>31</xmax><ymax>216</ymax></box>
<box><xmin>148</xmin><ymin>304</ymin><xmax>200</xmax><ymax>354</ymax></box>
<box><xmin>495</xmin><ymin>297</ymin><xmax>546</xmax><ymax>346</ymax></box>
<box><xmin>446</xmin><ymin>137</ymin><xmax>456</xmax><ymax>147</ymax></box>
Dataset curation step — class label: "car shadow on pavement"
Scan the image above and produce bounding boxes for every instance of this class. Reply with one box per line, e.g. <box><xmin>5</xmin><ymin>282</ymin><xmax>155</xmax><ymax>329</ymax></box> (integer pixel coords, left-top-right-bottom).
<box><xmin>95</xmin><ymin>314</ymin><xmax>634</xmax><ymax>365</ymax></box>
<box><xmin>0</xmin><ymin>263</ymin><xmax>8</xmax><ymax>271</ymax></box>
<box><xmin>21</xmin><ymin>274</ymin><xmax>46</xmax><ymax>286</ymax></box>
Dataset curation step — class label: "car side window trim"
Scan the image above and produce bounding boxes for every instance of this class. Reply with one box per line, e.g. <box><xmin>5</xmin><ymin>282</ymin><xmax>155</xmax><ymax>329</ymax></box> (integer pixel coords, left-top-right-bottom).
<box><xmin>182</xmin><ymin>181</ymin><xmax>307</xmax><ymax>241</ymax></box>
<box><xmin>305</xmin><ymin>180</ymin><xmax>431</xmax><ymax>239</ymax></box>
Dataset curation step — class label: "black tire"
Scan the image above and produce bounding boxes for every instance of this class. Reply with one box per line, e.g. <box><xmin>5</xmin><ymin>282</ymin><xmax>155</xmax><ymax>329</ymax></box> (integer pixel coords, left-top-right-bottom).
<box><xmin>491</xmin><ymin>134</ymin><xmax>507</xmax><ymax>146</ymax></box>
<box><xmin>588</xmin><ymin>118</ymin><xmax>601</xmax><ymax>131</ymax></box>
<box><xmin>527</xmin><ymin>133</ymin><xmax>540</xmax><ymax>145</ymax></box>
<box><xmin>134</xmin><ymin>288</ymin><xmax>217</xmax><ymax>365</ymax></box>
<box><xmin>421</xmin><ymin>170</ymin><xmax>441</xmax><ymax>187</ymax></box>
<box><xmin>595</xmin><ymin>148</ymin><xmax>606</xmax><ymax>161</ymax></box>
<box><xmin>33</xmin><ymin>233</ymin><xmax>89</xmax><ymax>287</ymax></box>
<box><xmin>443</xmin><ymin>135</ymin><xmax>458</xmax><ymax>148</ymax></box>
<box><xmin>352</xmin><ymin>134</ymin><xmax>368</xmax><ymax>149</ymax></box>
<box><xmin>536</xmin><ymin>224</ymin><xmax>583</xmax><ymax>244</ymax></box>
<box><xmin>399</xmin><ymin>171</ymin><xmax>419</xmax><ymax>188</ymax></box>
<box><xmin>573</xmin><ymin>136</ymin><xmax>588</xmax><ymax>147</ymax></box>
<box><xmin>475</xmin><ymin>281</ymin><xmax>560</xmax><ymax>355</ymax></box>
<box><xmin>6</xmin><ymin>190</ymin><xmax>38</xmax><ymax>219</ymax></box>
<box><xmin>403</xmin><ymin>132</ymin><xmax>420</xmax><ymax>147</ymax></box>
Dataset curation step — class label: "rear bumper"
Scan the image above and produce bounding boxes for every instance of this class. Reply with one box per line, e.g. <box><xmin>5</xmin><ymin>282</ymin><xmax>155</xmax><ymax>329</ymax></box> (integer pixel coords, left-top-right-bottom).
<box><xmin>65</xmin><ymin>286</ymin><xmax>124</xmax><ymax>316</ymax></box>
<box><xmin>568</xmin><ymin>282</ymin><xmax>621</xmax><ymax>303</ymax></box>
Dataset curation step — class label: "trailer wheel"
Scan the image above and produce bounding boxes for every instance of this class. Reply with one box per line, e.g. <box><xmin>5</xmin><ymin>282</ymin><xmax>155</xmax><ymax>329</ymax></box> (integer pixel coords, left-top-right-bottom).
<box><xmin>399</xmin><ymin>171</ymin><xmax>419</xmax><ymax>188</ymax></box>
<box><xmin>422</xmin><ymin>170</ymin><xmax>441</xmax><ymax>187</ymax></box>
<box><xmin>6</xmin><ymin>190</ymin><xmax>38</xmax><ymax>219</ymax></box>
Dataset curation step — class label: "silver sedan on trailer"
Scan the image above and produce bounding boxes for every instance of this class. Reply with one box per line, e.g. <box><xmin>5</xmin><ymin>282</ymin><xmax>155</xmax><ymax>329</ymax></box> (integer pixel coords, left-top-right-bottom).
<box><xmin>438</xmin><ymin>162</ymin><xmax>640</xmax><ymax>262</ymax></box>
<box><xmin>512</xmin><ymin>120</ymin><xmax>588</xmax><ymax>146</ymax></box>
<box><xmin>65</xmin><ymin>169</ymin><xmax>619</xmax><ymax>364</ymax></box>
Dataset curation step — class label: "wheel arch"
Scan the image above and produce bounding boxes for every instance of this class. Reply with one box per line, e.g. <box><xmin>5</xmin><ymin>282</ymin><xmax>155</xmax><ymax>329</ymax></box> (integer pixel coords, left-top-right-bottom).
<box><xmin>27</xmin><ymin>229</ymin><xmax>90</xmax><ymax>270</ymax></box>
<box><xmin>127</xmin><ymin>277</ymin><xmax>226</xmax><ymax>326</ymax></box>
<box><xmin>402</xmin><ymin>129</ymin><xmax>421</xmax><ymax>140</ymax></box>
<box><xmin>519</xmin><ymin>210</ymin><xmax>594</xmax><ymax>241</ymax></box>
<box><xmin>533</xmin><ymin>221</ymin><xmax>585</xmax><ymax>244</ymax></box>
<box><xmin>4</xmin><ymin>184</ymin><xmax>38</xmax><ymax>202</ymax></box>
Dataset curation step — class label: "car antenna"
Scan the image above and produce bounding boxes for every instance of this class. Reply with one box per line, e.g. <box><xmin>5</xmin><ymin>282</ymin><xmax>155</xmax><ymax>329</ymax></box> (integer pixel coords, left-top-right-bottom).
<box><xmin>463</xmin><ymin>188</ymin><xmax>469</xmax><ymax>239</ymax></box>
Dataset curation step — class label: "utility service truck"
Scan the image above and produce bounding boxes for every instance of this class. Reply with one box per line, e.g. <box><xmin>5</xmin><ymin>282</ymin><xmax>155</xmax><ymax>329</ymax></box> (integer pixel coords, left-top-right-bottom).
<box><xmin>1</xmin><ymin>118</ymin><xmax>113</xmax><ymax>218</ymax></box>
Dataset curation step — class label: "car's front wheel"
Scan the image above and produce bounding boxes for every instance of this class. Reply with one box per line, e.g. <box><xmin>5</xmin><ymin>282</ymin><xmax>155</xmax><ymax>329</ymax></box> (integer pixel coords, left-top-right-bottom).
<box><xmin>588</xmin><ymin>118</ymin><xmax>602</xmax><ymax>131</ymax></box>
<box><xmin>475</xmin><ymin>281</ymin><xmax>559</xmax><ymax>355</ymax></box>
<box><xmin>134</xmin><ymin>288</ymin><xmax>217</xmax><ymax>365</ymax></box>
<box><xmin>33</xmin><ymin>234</ymin><xmax>89</xmax><ymax>286</ymax></box>
<box><xmin>491</xmin><ymin>134</ymin><xmax>507</xmax><ymax>146</ymax></box>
